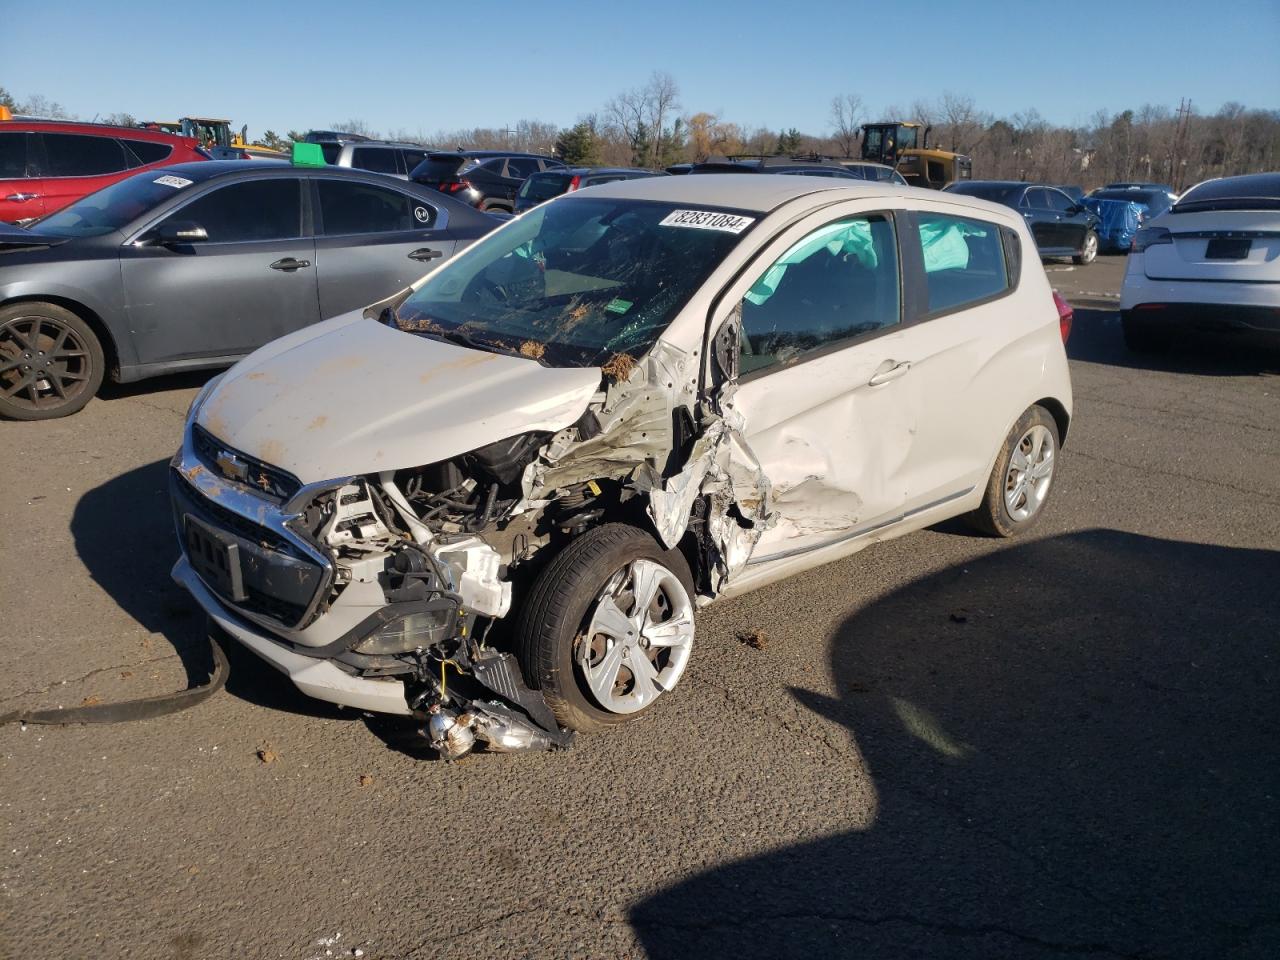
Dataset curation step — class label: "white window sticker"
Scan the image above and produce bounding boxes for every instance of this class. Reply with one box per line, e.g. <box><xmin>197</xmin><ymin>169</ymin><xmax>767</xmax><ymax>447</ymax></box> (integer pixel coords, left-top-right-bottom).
<box><xmin>659</xmin><ymin>209</ymin><xmax>755</xmax><ymax>234</ymax></box>
<box><xmin>153</xmin><ymin>175</ymin><xmax>193</xmax><ymax>189</ymax></box>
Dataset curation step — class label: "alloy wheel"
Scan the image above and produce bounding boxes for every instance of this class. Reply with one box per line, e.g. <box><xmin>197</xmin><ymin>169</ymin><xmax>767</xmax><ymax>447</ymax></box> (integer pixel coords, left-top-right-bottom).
<box><xmin>1004</xmin><ymin>424</ymin><xmax>1056</xmax><ymax>522</ymax></box>
<box><xmin>0</xmin><ymin>315</ymin><xmax>94</xmax><ymax>414</ymax></box>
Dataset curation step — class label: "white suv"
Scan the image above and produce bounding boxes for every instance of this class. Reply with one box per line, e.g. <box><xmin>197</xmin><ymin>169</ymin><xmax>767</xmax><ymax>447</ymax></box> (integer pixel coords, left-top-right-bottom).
<box><xmin>1121</xmin><ymin>173</ymin><xmax>1280</xmax><ymax>351</ymax></box>
<box><xmin>170</xmin><ymin>175</ymin><xmax>1073</xmax><ymax>758</ymax></box>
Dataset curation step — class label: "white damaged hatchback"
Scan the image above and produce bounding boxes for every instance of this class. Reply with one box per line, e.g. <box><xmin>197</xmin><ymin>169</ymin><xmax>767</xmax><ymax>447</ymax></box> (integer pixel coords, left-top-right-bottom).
<box><xmin>171</xmin><ymin>175</ymin><xmax>1073</xmax><ymax>757</ymax></box>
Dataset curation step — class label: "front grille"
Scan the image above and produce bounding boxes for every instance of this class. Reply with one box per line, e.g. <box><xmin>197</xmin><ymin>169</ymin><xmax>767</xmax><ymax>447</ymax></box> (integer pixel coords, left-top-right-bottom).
<box><xmin>192</xmin><ymin>424</ymin><xmax>302</xmax><ymax>503</ymax></box>
<box><xmin>172</xmin><ymin>470</ymin><xmax>326</xmax><ymax>628</ymax></box>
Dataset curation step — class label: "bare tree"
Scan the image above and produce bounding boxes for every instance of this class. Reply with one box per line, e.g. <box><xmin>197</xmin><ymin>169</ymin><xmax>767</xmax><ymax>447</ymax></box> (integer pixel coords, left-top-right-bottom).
<box><xmin>829</xmin><ymin>93</ymin><xmax>864</xmax><ymax>157</ymax></box>
<box><xmin>330</xmin><ymin>118</ymin><xmax>379</xmax><ymax>138</ymax></box>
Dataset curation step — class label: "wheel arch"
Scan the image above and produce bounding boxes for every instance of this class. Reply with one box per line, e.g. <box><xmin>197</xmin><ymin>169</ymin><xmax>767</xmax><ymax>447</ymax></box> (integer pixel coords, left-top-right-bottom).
<box><xmin>1035</xmin><ymin>395</ymin><xmax>1071</xmax><ymax>447</ymax></box>
<box><xmin>0</xmin><ymin>294</ymin><xmax>121</xmax><ymax>382</ymax></box>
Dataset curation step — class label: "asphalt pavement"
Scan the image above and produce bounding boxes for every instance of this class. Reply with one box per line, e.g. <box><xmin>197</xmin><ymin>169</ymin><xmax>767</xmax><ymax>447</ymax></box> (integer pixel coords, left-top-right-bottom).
<box><xmin>2</xmin><ymin>253</ymin><xmax>1278</xmax><ymax>959</ymax></box>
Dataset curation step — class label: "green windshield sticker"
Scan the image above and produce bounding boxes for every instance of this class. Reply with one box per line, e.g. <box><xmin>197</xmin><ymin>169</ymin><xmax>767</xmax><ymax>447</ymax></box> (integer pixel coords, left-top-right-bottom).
<box><xmin>605</xmin><ymin>298</ymin><xmax>633</xmax><ymax>315</ymax></box>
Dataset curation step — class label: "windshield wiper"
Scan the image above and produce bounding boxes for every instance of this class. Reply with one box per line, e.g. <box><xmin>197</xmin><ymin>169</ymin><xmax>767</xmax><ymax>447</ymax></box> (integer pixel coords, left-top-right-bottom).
<box><xmin>422</xmin><ymin>326</ymin><xmax>546</xmax><ymax>365</ymax></box>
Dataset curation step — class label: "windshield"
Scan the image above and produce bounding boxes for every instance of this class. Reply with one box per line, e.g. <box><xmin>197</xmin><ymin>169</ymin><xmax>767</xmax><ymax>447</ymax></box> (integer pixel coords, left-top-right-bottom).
<box><xmin>394</xmin><ymin>198</ymin><xmax>756</xmax><ymax>368</ymax></box>
<box><xmin>28</xmin><ymin>171</ymin><xmax>197</xmax><ymax>238</ymax></box>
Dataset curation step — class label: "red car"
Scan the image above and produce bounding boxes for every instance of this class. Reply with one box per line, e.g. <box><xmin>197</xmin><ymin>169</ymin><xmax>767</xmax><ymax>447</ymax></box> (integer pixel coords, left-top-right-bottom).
<box><xmin>0</xmin><ymin>119</ymin><xmax>207</xmax><ymax>224</ymax></box>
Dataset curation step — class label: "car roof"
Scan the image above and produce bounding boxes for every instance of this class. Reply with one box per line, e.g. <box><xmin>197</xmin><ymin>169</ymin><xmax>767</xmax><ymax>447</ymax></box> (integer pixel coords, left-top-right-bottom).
<box><xmin>581</xmin><ymin>173</ymin><xmax>919</xmax><ymax>213</ymax></box>
<box><xmin>534</xmin><ymin>166</ymin><xmax>654</xmax><ymax>177</ymax></box>
<box><xmin>1</xmin><ymin>119</ymin><xmax>196</xmax><ymax>144</ymax></box>
<box><xmin>432</xmin><ymin>150</ymin><xmax>554</xmax><ymax>160</ymax></box>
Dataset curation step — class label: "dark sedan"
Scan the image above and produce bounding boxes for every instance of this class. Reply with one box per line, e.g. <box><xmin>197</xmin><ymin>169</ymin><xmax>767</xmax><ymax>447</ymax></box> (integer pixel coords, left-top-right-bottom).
<box><xmin>0</xmin><ymin>161</ymin><xmax>497</xmax><ymax>419</ymax></box>
<box><xmin>944</xmin><ymin>180</ymin><xmax>1100</xmax><ymax>264</ymax></box>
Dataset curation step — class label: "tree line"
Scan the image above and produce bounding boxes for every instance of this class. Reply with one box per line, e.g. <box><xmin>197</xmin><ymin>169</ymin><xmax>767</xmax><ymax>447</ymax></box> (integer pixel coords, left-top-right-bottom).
<box><xmin>5</xmin><ymin>78</ymin><xmax>1276</xmax><ymax>191</ymax></box>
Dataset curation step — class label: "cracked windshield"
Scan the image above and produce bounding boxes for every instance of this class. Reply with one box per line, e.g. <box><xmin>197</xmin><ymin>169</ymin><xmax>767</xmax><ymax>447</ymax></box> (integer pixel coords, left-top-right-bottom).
<box><xmin>394</xmin><ymin>198</ymin><xmax>754</xmax><ymax>367</ymax></box>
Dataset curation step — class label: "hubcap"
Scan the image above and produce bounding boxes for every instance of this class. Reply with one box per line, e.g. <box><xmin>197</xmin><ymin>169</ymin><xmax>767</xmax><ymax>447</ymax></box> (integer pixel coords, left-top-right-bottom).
<box><xmin>1004</xmin><ymin>424</ymin><xmax>1055</xmax><ymax>522</ymax></box>
<box><xmin>0</xmin><ymin>315</ymin><xmax>92</xmax><ymax>411</ymax></box>
<box><xmin>576</xmin><ymin>558</ymin><xmax>695</xmax><ymax>715</ymax></box>
<box><xmin>1084</xmin><ymin>234</ymin><xmax>1097</xmax><ymax>260</ymax></box>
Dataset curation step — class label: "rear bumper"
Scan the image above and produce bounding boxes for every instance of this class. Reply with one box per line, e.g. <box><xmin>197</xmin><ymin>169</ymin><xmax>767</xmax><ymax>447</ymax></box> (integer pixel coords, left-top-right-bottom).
<box><xmin>1120</xmin><ymin>267</ymin><xmax>1280</xmax><ymax>314</ymax></box>
<box><xmin>172</xmin><ymin>556</ymin><xmax>412</xmax><ymax>716</ymax></box>
<box><xmin>1121</xmin><ymin>302</ymin><xmax>1280</xmax><ymax>337</ymax></box>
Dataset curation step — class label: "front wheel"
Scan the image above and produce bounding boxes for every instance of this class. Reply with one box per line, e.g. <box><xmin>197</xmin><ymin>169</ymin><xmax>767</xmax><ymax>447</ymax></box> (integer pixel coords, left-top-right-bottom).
<box><xmin>1073</xmin><ymin>229</ymin><xmax>1098</xmax><ymax>265</ymax></box>
<box><xmin>0</xmin><ymin>303</ymin><xmax>105</xmax><ymax>420</ymax></box>
<box><xmin>516</xmin><ymin>523</ymin><xmax>697</xmax><ymax>733</ymax></box>
<box><xmin>965</xmin><ymin>405</ymin><xmax>1060</xmax><ymax>538</ymax></box>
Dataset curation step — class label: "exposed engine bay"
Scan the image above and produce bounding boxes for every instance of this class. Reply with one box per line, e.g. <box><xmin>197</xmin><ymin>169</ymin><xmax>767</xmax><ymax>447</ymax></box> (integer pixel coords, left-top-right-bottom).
<box><xmin>274</xmin><ymin>339</ymin><xmax>773</xmax><ymax>760</ymax></box>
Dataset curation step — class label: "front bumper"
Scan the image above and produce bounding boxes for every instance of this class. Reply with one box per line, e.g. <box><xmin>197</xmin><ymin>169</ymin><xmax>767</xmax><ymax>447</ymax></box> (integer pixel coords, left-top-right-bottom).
<box><xmin>173</xmin><ymin>556</ymin><xmax>412</xmax><ymax>715</ymax></box>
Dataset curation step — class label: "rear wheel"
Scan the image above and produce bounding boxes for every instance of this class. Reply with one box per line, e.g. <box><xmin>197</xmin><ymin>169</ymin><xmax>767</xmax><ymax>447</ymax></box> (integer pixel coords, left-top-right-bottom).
<box><xmin>1073</xmin><ymin>229</ymin><xmax>1098</xmax><ymax>265</ymax></box>
<box><xmin>965</xmin><ymin>405</ymin><xmax>1060</xmax><ymax>538</ymax></box>
<box><xmin>516</xmin><ymin>523</ymin><xmax>697</xmax><ymax>733</ymax></box>
<box><xmin>0</xmin><ymin>303</ymin><xmax>104</xmax><ymax>420</ymax></box>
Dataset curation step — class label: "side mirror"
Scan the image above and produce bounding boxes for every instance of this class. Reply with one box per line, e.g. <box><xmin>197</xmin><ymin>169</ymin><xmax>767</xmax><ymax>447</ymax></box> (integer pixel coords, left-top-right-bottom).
<box><xmin>155</xmin><ymin>221</ymin><xmax>208</xmax><ymax>245</ymax></box>
<box><xmin>1067</xmin><ymin>204</ymin><xmax>1083</xmax><ymax>215</ymax></box>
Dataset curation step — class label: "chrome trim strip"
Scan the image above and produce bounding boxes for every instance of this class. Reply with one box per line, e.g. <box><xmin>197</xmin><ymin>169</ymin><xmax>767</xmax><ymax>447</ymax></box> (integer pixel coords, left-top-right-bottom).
<box><xmin>747</xmin><ymin>486</ymin><xmax>974</xmax><ymax>566</ymax></box>
<box><xmin>172</xmin><ymin>418</ymin><xmax>354</xmax><ymax>630</ymax></box>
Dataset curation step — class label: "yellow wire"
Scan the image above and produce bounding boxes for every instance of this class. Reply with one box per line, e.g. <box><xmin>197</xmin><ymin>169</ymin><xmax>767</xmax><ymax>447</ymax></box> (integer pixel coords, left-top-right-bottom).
<box><xmin>440</xmin><ymin>659</ymin><xmax>461</xmax><ymax>700</ymax></box>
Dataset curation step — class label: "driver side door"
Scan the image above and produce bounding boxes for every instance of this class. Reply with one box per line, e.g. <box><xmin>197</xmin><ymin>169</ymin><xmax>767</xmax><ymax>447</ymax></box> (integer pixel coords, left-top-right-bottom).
<box><xmin>717</xmin><ymin>209</ymin><xmax>918</xmax><ymax>564</ymax></box>
<box><xmin>120</xmin><ymin>177</ymin><xmax>319</xmax><ymax>366</ymax></box>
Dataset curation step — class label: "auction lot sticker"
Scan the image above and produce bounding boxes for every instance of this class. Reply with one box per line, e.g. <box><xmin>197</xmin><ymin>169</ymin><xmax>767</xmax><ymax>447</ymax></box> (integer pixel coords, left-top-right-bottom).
<box><xmin>153</xmin><ymin>175</ymin><xmax>194</xmax><ymax>188</ymax></box>
<box><xmin>660</xmin><ymin>209</ymin><xmax>755</xmax><ymax>233</ymax></box>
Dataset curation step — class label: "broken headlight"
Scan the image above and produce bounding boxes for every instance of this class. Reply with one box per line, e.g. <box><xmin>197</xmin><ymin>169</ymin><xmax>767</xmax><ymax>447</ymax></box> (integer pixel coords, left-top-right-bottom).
<box><xmin>354</xmin><ymin>599</ymin><xmax>458</xmax><ymax>655</ymax></box>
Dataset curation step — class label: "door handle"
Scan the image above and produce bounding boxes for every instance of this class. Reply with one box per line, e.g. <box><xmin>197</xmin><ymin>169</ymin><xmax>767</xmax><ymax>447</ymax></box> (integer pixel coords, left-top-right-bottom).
<box><xmin>269</xmin><ymin>257</ymin><xmax>311</xmax><ymax>271</ymax></box>
<box><xmin>868</xmin><ymin>360</ymin><xmax>911</xmax><ymax>386</ymax></box>
<box><xmin>4</xmin><ymin>193</ymin><xmax>39</xmax><ymax>202</ymax></box>
<box><xmin>408</xmin><ymin>247</ymin><xmax>443</xmax><ymax>262</ymax></box>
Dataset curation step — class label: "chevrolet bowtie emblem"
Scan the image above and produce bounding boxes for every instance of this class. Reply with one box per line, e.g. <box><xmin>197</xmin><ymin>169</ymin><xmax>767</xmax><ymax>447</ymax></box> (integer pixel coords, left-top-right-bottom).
<box><xmin>215</xmin><ymin>451</ymin><xmax>249</xmax><ymax>483</ymax></box>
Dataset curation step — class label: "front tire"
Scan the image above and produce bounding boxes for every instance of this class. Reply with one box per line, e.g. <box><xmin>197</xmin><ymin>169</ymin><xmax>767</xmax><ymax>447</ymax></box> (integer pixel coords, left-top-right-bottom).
<box><xmin>0</xmin><ymin>302</ymin><xmax>105</xmax><ymax>420</ymax></box>
<box><xmin>965</xmin><ymin>405</ymin><xmax>1060</xmax><ymax>538</ymax></box>
<box><xmin>515</xmin><ymin>523</ymin><xmax>697</xmax><ymax>733</ymax></box>
<box><xmin>1073</xmin><ymin>229</ymin><xmax>1098</xmax><ymax>265</ymax></box>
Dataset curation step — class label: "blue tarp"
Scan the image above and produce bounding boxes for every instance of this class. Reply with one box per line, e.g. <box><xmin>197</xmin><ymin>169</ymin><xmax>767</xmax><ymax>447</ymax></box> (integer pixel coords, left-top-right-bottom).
<box><xmin>1081</xmin><ymin>197</ymin><xmax>1148</xmax><ymax>252</ymax></box>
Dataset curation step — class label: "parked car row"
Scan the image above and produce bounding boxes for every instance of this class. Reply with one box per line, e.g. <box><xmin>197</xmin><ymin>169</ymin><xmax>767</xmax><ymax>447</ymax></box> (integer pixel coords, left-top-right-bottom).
<box><xmin>944</xmin><ymin>180</ymin><xmax>1100</xmax><ymax>264</ymax></box>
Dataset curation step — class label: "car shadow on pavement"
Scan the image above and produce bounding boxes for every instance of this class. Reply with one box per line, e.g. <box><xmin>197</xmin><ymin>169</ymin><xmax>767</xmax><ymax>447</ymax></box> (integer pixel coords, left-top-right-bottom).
<box><xmin>1069</xmin><ymin>307</ymin><xmax>1280</xmax><ymax>375</ymax></box>
<box><xmin>631</xmin><ymin>530</ymin><xmax>1280</xmax><ymax>959</ymax></box>
<box><xmin>95</xmin><ymin>369</ymin><xmax>216</xmax><ymax>402</ymax></box>
<box><xmin>71</xmin><ymin>458</ymin><xmax>345</xmax><ymax>720</ymax></box>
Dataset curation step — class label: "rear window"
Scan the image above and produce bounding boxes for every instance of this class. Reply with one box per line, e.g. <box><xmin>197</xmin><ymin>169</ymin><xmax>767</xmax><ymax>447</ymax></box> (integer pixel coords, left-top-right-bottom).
<box><xmin>1173</xmin><ymin>174</ymin><xmax>1280</xmax><ymax>213</ymax></box>
<box><xmin>42</xmin><ymin>133</ymin><xmax>130</xmax><ymax>177</ymax></box>
<box><xmin>123</xmin><ymin>140</ymin><xmax>174</xmax><ymax>166</ymax></box>
<box><xmin>416</xmin><ymin>154</ymin><xmax>467</xmax><ymax>181</ymax></box>
<box><xmin>518</xmin><ymin>173</ymin><xmax>573</xmax><ymax>203</ymax></box>
<box><xmin>947</xmin><ymin>183</ymin><xmax>1025</xmax><ymax>205</ymax></box>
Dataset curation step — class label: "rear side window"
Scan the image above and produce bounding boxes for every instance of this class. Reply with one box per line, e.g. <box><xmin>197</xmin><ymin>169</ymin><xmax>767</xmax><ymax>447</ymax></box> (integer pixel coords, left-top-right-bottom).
<box><xmin>738</xmin><ymin>214</ymin><xmax>901</xmax><ymax>374</ymax></box>
<box><xmin>168</xmin><ymin>179</ymin><xmax>302</xmax><ymax>242</ymax></box>
<box><xmin>123</xmin><ymin>139</ymin><xmax>174</xmax><ymax>167</ymax></box>
<box><xmin>318</xmin><ymin>179</ymin><xmax>431</xmax><ymax>234</ymax></box>
<box><xmin>914</xmin><ymin>213</ymin><xmax>1008</xmax><ymax>314</ymax></box>
<box><xmin>0</xmin><ymin>132</ymin><xmax>28</xmax><ymax>179</ymax></box>
<box><xmin>351</xmin><ymin>147</ymin><xmax>398</xmax><ymax>175</ymax></box>
<box><xmin>42</xmin><ymin>133</ymin><xmax>129</xmax><ymax>177</ymax></box>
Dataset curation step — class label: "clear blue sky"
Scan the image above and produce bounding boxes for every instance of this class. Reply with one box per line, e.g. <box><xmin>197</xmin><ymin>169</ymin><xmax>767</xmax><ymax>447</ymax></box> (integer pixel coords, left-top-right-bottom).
<box><xmin>3</xmin><ymin>0</ymin><xmax>1277</xmax><ymax>137</ymax></box>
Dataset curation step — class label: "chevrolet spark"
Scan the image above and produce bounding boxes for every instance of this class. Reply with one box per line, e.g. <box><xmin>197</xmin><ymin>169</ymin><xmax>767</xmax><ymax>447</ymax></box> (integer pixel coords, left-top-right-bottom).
<box><xmin>171</xmin><ymin>175</ymin><xmax>1072</xmax><ymax>758</ymax></box>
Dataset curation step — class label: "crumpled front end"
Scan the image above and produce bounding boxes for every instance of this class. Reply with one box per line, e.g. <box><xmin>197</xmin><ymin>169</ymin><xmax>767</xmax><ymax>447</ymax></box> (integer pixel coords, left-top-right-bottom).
<box><xmin>170</xmin><ymin>337</ymin><xmax>773</xmax><ymax>759</ymax></box>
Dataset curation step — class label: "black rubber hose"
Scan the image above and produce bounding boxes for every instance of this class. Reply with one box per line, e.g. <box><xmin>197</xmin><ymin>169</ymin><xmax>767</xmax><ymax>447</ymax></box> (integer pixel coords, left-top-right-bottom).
<box><xmin>0</xmin><ymin>622</ymin><xmax>228</xmax><ymax>726</ymax></box>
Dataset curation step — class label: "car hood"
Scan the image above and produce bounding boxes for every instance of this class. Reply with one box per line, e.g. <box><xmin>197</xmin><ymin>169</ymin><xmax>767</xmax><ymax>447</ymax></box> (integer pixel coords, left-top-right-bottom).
<box><xmin>196</xmin><ymin>314</ymin><xmax>602</xmax><ymax>483</ymax></box>
<box><xmin>0</xmin><ymin>222</ymin><xmax>73</xmax><ymax>252</ymax></box>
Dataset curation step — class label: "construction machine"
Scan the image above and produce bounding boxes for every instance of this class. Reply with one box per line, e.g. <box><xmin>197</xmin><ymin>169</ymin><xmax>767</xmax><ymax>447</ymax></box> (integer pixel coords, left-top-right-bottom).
<box><xmin>860</xmin><ymin>121</ymin><xmax>972</xmax><ymax>189</ymax></box>
<box><xmin>142</xmin><ymin>118</ymin><xmax>248</xmax><ymax>159</ymax></box>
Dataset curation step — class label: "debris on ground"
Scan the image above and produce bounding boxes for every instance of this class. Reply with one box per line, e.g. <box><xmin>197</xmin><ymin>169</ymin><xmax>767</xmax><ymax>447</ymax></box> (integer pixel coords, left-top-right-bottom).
<box><xmin>81</xmin><ymin>695</ymin><xmax>102</xmax><ymax>706</ymax></box>
<box><xmin>949</xmin><ymin>609</ymin><xmax>969</xmax><ymax>624</ymax></box>
<box><xmin>358</xmin><ymin>774</ymin><xmax>374</xmax><ymax>787</ymax></box>
<box><xmin>256</xmin><ymin>743</ymin><xmax>279</xmax><ymax>764</ymax></box>
<box><xmin>736</xmin><ymin>629</ymin><xmax>768</xmax><ymax>650</ymax></box>
<box><xmin>518</xmin><ymin>340</ymin><xmax>546</xmax><ymax>360</ymax></box>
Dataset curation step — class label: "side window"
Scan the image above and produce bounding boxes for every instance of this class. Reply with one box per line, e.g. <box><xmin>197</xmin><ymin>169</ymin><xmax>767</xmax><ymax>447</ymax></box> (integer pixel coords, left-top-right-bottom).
<box><xmin>0</xmin><ymin>132</ymin><xmax>28</xmax><ymax>179</ymax></box>
<box><xmin>351</xmin><ymin>147</ymin><xmax>399</xmax><ymax>175</ymax></box>
<box><xmin>505</xmin><ymin>158</ymin><xmax>539</xmax><ymax>180</ymax></box>
<box><xmin>122</xmin><ymin>140</ymin><xmax>174</xmax><ymax>167</ymax></box>
<box><xmin>914</xmin><ymin>213</ymin><xmax>1008</xmax><ymax>314</ymax></box>
<box><xmin>1027</xmin><ymin>188</ymin><xmax>1052</xmax><ymax>209</ymax></box>
<box><xmin>737</xmin><ymin>214</ymin><xmax>900</xmax><ymax>375</ymax></box>
<box><xmin>166</xmin><ymin>179</ymin><xmax>302</xmax><ymax>242</ymax></box>
<box><xmin>1044</xmin><ymin>189</ymin><xmax>1073</xmax><ymax>213</ymax></box>
<box><xmin>318</xmin><ymin>179</ymin><xmax>429</xmax><ymax>235</ymax></box>
<box><xmin>42</xmin><ymin>133</ymin><xmax>129</xmax><ymax>177</ymax></box>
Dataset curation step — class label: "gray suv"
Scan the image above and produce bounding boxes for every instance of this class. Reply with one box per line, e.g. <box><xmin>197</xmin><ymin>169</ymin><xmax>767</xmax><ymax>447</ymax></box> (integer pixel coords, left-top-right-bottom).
<box><xmin>331</xmin><ymin>141</ymin><xmax>432</xmax><ymax>181</ymax></box>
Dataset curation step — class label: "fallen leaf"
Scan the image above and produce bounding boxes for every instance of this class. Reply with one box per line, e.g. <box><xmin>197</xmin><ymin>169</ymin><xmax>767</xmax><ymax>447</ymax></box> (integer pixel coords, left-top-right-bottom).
<box><xmin>358</xmin><ymin>774</ymin><xmax>374</xmax><ymax>787</ymax></box>
<box><xmin>81</xmin><ymin>695</ymin><xmax>102</xmax><ymax>706</ymax></box>
<box><xmin>256</xmin><ymin>744</ymin><xmax>279</xmax><ymax>764</ymax></box>
<box><xmin>736</xmin><ymin>629</ymin><xmax>768</xmax><ymax>650</ymax></box>
<box><xmin>119</xmin><ymin>671</ymin><xmax>133</xmax><ymax>679</ymax></box>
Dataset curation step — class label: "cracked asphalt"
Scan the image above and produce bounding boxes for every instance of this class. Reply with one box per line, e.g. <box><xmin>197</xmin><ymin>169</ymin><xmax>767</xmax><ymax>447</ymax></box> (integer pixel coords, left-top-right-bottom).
<box><xmin>3</xmin><ymin>255</ymin><xmax>1278</xmax><ymax>959</ymax></box>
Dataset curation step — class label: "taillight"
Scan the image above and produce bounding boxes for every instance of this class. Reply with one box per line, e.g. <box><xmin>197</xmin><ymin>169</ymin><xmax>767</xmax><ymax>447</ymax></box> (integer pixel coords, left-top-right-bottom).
<box><xmin>441</xmin><ymin>180</ymin><xmax>471</xmax><ymax>194</ymax></box>
<box><xmin>1131</xmin><ymin>225</ymin><xmax>1172</xmax><ymax>252</ymax></box>
<box><xmin>1052</xmin><ymin>290</ymin><xmax>1073</xmax><ymax>343</ymax></box>
<box><xmin>567</xmin><ymin>175</ymin><xmax>581</xmax><ymax>191</ymax></box>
